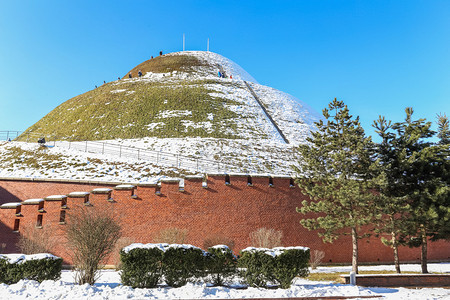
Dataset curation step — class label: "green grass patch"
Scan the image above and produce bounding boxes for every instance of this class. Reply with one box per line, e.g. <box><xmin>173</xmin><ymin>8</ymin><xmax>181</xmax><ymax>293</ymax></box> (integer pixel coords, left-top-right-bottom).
<box><xmin>307</xmin><ymin>270</ymin><xmax>422</xmax><ymax>283</ymax></box>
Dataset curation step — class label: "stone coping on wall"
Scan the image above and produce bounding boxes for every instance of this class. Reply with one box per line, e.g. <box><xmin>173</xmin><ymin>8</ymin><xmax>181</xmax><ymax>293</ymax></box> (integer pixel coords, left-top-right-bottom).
<box><xmin>67</xmin><ymin>192</ymin><xmax>90</xmax><ymax>198</ymax></box>
<box><xmin>0</xmin><ymin>202</ymin><xmax>22</xmax><ymax>209</ymax></box>
<box><xmin>0</xmin><ymin>174</ymin><xmax>297</xmax><ymax>187</ymax></box>
<box><xmin>160</xmin><ymin>178</ymin><xmax>180</xmax><ymax>184</ymax></box>
<box><xmin>136</xmin><ymin>183</ymin><xmax>158</xmax><ymax>187</ymax></box>
<box><xmin>91</xmin><ymin>188</ymin><xmax>113</xmax><ymax>194</ymax></box>
<box><xmin>22</xmin><ymin>198</ymin><xmax>45</xmax><ymax>205</ymax></box>
<box><xmin>44</xmin><ymin>195</ymin><xmax>67</xmax><ymax>201</ymax></box>
<box><xmin>341</xmin><ymin>273</ymin><xmax>450</xmax><ymax>287</ymax></box>
<box><xmin>114</xmin><ymin>184</ymin><xmax>135</xmax><ymax>190</ymax></box>
<box><xmin>184</xmin><ymin>175</ymin><xmax>204</xmax><ymax>180</ymax></box>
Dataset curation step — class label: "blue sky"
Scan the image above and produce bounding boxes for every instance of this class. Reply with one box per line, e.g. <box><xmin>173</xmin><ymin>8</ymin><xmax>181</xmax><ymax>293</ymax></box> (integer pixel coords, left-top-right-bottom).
<box><xmin>0</xmin><ymin>1</ymin><xmax>449</xmax><ymax>140</ymax></box>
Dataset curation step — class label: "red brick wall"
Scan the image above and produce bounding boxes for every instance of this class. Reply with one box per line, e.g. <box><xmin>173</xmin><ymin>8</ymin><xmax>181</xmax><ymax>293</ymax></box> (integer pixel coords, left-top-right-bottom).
<box><xmin>0</xmin><ymin>177</ymin><xmax>449</xmax><ymax>265</ymax></box>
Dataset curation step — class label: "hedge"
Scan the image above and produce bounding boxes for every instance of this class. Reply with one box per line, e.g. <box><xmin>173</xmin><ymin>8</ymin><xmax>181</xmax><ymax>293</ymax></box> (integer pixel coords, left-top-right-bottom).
<box><xmin>120</xmin><ymin>243</ymin><xmax>207</xmax><ymax>288</ymax></box>
<box><xmin>120</xmin><ymin>244</ymin><xmax>165</xmax><ymax>288</ymax></box>
<box><xmin>162</xmin><ymin>244</ymin><xmax>207</xmax><ymax>287</ymax></box>
<box><xmin>239</xmin><ymin>246</ymin><xmax>310</xmax><ymax>288</ymax></box>
<box><xmin>120</xmin><ymin>244</ymin><xmax>309</xmax><ymax>289</ymax></box>
<box><xmin>206</xmin><ymin>245</ymin><xmax>237</xmax><ymax>286</ymax></box>
<box><xmin>0</xmin><ymin>253</ymin><xmax>62</xmax><ymax>284</ymax></box>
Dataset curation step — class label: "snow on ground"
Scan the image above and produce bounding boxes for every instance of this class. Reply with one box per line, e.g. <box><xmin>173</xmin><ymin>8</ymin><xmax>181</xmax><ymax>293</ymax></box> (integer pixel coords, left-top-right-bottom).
<box><xmin>0</xmin><ymin>137</ymin><xmax>301</xmax><ymax>183</ymax></box>
<box><xmin>0</xmin><ymin>264</ymin><xmax>449</xmax><ymax>299</ymax></box>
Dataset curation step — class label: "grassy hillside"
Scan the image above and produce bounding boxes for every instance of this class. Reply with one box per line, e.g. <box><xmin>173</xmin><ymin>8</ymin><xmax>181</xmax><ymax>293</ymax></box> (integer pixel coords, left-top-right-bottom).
<box><xmin>125</xmin><ymin>54</ymin><xmax>208</xmax><ymax>78</ymax></box>
<box><xmin>18</xmin><ymin>77</ymin><xmax>254</xmax><ymax>141</ymax></box>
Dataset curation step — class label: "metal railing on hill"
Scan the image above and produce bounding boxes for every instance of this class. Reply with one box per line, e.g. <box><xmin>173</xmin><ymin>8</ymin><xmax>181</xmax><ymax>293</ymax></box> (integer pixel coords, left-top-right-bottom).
<box><xmin>1</xmin><ymin>130</ymin><xmax>244</xmax><ymax>174</ymax></box>
<box><xmin>0</xmin><ymin>131</ymin><xmax>21</xmax><ymax>141</ymax></box>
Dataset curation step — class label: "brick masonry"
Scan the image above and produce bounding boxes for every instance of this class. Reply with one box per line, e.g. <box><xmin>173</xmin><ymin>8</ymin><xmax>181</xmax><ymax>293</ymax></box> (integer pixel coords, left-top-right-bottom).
<box><xmin>0</xmin><ymin>176</ymin><xmax>449</xmax><ymax>265</ymax></box>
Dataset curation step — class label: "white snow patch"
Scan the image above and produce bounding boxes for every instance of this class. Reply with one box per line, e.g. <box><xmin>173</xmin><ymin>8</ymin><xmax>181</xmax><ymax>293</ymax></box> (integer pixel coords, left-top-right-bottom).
<box><xmin>110</xmin><ymin>89</ymin><xmax>127</xmax><ymax>94</ymax></box>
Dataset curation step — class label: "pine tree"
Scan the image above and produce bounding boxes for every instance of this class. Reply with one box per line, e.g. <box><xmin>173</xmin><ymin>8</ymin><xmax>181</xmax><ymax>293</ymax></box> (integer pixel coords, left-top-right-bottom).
<box><xmin>295</xmin><ymin>98</ymin><xmax>377</xmax><ymax>273</ymax></box>
<box><xmin>437</xmin><ymin>113</ymin><xmax>450</xmax><ymax>145</ymax></box>
<box><xmin>372</xmin><ymin>116</ymin><xmax>413</xmax><ymax>273</ymax></box>
<box><xmin>373</xmin><ymin>108</ymin><xmax>450</xmax><ymax>273</ymax></box>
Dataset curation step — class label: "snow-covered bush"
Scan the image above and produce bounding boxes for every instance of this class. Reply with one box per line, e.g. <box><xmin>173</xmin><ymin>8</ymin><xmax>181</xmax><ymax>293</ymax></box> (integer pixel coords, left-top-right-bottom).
<box><xmin>206</xmin><ymin>245</ymin><xmax>237</xmax><ymax>286</ymax></box>
<box><xmin>120</xmin><ymin>243</ymin><xmax>165</xmax><ymax>288</ymax></box>
<box><xmin>239</xmin><ymin>246</ymin><xmax>310</xmax><ymax>288</ymax></box>
<box><xmin>120</xmin><ymin>243</ymin><xmax>207</xmax><ymax>288</ymax></box>
<box><xmin>238</xmin><ymin>248</ymin><xmax>275</xmax><ymax>288</ymax></box>
<box><xmin>271</xmin><ymin>247</ymin><xmax>310</xmax><ymax>288</ymax></box>
<box><xmin>162</xmin><ymin>244</ymin><xmax>207</xmax><ymax>287</ymax></box>
<box><xmin>0</xmin><ymin>253</ymin><xmax>62</xmax><ymax>284</ymax></box>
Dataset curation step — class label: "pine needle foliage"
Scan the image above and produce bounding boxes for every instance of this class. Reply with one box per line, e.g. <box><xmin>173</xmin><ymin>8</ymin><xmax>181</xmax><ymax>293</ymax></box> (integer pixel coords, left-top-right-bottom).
<box><xmin>373</xmin><ymin>108</ymin><xmax>450</xmax><ymax>274</ymax></box>
<box><xmin>294</xmin><ymin>98</ymin><xmax>377</xmax><ymax>274</ymax></box>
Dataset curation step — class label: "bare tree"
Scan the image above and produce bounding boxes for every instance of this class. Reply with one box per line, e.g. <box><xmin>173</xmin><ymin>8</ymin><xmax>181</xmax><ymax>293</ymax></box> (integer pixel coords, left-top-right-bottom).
<box><xmin>249</xmin><ymin>228</ymin><xmax>282</xmax><ymax>248</ymax></box>
<box><xmin>65</xmin><ymin>206</ymin><xmax>121</xmax><ymax>285</ymax></box>
<box><xmin>111</xmin><ymin>237</ymin><xmax>135</xmax><ymax>269</ymax></box>
<box><xmin>17</xmin><ymin>224</ymin><xmax>56</xmax><ymax>254</ymax></box>
<box><xmin>153</xmin><ymin>227</ymin><xmax>188</xmax><ymax>244</ymax></box>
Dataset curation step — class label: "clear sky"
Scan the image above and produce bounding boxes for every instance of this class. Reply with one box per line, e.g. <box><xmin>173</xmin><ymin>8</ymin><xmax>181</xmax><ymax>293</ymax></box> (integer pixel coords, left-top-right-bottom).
<box><xmin>0</xmin><ymin>1</ymin><xmax>449</xmax><ymax>141</ymax></box>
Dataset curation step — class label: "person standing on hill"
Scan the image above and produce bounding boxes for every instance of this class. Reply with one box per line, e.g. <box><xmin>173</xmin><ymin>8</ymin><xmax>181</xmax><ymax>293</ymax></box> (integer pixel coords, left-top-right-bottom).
<box><xmin>218</xmin><ymin>71</ymin><xmax>222</xmax><ymax>78</ymax></box>
<box><xmin>128</xmin><ymin>72</ymin><xmax>132</xmax><ymax>78</ymax></box>
<box><xmin>138</xmin><ymin>70</ymin><xmax>142</xmax><ymax>78</ymax></box>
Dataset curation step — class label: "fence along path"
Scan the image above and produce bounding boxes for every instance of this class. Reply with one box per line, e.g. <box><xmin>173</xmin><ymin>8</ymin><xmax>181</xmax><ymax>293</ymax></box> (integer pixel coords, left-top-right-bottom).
<box><xmin>0</xmin><ymin>130</ymin><xmax>243</xmax><ymax>174</ymax></box>
<box><xmin>243</xmin><ymin>81</ymin><xmax>290</xmax><ymax>144</ymax></box>
<box><xmin>53</xmin><ymin>140</ymin><xmax>243</xmax><ymax>173</ymax></box>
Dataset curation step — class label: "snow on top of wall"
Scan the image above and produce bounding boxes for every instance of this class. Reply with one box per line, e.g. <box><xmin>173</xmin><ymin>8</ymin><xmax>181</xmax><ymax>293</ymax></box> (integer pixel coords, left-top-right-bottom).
<box><xmin>0</xmin><ymin>202</ymin><xmax>21</xmax><ymax>208</ymax></box>
<box><xmin>23</xmin><ymin>198</ymin><xmax>44</xmax><ymax>203</ymax></box>
<box><xmin>68</xmin><ymin>192</ymin><xmax>89</xmax><ymax>196</ymax></box>
<box><xmin>45</xmin><ymin>195</ymin><xmax>67</xmax><ymax>200</ymax></box>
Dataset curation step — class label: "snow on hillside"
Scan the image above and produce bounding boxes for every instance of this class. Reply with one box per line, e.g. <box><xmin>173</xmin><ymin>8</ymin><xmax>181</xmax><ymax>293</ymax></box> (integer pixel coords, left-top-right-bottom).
<box><xmin>172</xmin><ymin>51</ymin><xmax>258</xmax><ymax>83</ymax></box>
<box><xmin>4</xmin><ymin>51</ymin><xmax>322</xmax><ymax>182</ymax></box>
<box><xmin>110</xmin><ymin>51</ymin><xmax>322</xmax><ymax>145</ymax></box>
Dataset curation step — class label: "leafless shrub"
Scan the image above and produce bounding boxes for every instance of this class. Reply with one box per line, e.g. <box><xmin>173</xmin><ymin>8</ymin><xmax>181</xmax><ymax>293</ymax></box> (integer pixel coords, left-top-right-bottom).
<box><xmin>203</xmin><ymin>234</ymin><xmax>235</xmax><ymax>250</ymax></box>
<box><xmin>17</xmin><ymin>224</ymin><xmax>56</xmax><ymax>254</ymax></box>
<box><xmin>310</xmin><ymin>250</ymin><xmax>325</xmax><ymax>269</ymax></box>
<box><xmin>249</xmin><ymin>228</ymin><xmax>282</xmax><ymax>248</ymax></box>
<box><xmin>0</xmin><ymin>243</ymin><xmax>6</xmax><ymax>254</ymax></box>
<box><xmin>112</xmin><ymin>237</ymin><xmax>135</xmax><ymax>269</ymax></box>
<box><xmin>153</xmin><ymin>227</ymin><xmax>188</xmax><ymax>244</ymax></box>
<box><xmin>65</xmin><ymin>205</ymin><xmax>122</xmax><ymax>285</ymax></box>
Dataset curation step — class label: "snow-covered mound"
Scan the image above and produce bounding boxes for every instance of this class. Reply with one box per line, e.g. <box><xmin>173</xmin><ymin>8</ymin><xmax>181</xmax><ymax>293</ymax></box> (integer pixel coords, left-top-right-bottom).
<box><xmin>8</xmin><ymin>51</ymin><xmax>323</xmax><ymax>181</ymax></box>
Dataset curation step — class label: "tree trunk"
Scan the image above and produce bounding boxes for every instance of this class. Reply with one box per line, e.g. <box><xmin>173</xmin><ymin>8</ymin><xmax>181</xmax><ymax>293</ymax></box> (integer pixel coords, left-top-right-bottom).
<box><xmin>420</xmin><ymin>226</ymin><xmax>428</xmax><ymax>274</ymax></box>
<box><xmin>351</xmin><ymin>226</ymin><xmax>359</xmax><ymax>274</ymax></box>
<box><xmin>391</xmin><ymin>232</ymin><xmax>401</xmax><ymax>273</ymax></box>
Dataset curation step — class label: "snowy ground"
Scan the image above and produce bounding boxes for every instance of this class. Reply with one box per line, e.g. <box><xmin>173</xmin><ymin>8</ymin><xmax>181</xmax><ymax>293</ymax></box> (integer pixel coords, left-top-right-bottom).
<box><xmin>0</xmin><ymin>138</ymin><xmax>301</xmax><ymax>184</ymax></box>
<box><xmin>0</xmin><ymin>264</ymin><xmax>449</xmax><ymax>299</ymax></box>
